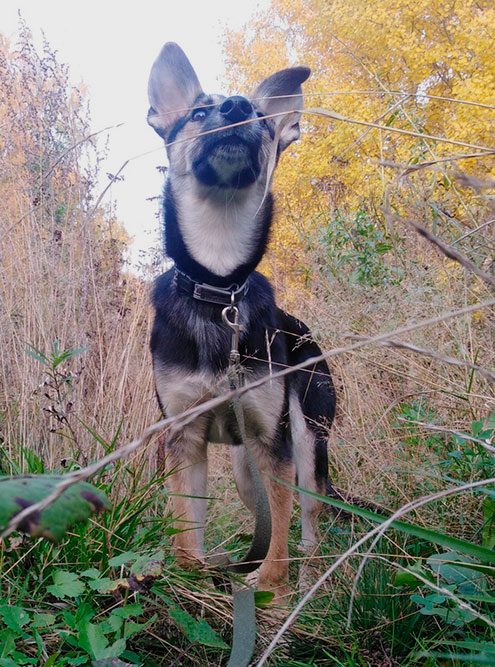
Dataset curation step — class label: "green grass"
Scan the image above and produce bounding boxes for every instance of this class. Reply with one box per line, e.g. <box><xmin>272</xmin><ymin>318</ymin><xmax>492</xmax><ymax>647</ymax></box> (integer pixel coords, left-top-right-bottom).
<box><xmin>2</xmin><ymin>383</ymin><xmax>495</xmax><ymax>666</ymax></box>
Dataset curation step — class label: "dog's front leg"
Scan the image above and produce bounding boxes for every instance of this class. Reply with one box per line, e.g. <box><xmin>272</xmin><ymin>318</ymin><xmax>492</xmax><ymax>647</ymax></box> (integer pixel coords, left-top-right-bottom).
<box><xmin>166</xmin><ymin>425</ymin><xmax>208</xmax><ymax>565</ymax></box>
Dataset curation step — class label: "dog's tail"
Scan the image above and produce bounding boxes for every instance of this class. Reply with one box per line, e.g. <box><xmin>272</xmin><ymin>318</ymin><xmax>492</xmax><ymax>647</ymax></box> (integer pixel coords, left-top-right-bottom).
<box><xmin>326</xmin><ymin>480</ymin><xmax>383</xmax><ymax>516</ymax></box>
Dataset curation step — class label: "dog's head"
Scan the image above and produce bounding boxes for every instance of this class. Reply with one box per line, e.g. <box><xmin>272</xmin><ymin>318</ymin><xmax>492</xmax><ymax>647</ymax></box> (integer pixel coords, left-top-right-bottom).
<box><xmin>147</xmin><ymin>42</ymin><xmax>310</xmax><ymax>191</ymax></box>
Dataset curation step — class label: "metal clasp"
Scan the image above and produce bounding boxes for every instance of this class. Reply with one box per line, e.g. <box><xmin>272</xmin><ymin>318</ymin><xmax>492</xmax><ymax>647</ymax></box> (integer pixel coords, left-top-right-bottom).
<box><xmin>222</xmin><ymin>303</ymin><xmax>241</xmax><ymax>367</ymax></box>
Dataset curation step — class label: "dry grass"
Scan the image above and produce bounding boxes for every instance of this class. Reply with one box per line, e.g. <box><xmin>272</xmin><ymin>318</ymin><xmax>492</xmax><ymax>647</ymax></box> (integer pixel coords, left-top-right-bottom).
<box><xmin>270</xmin><ymin>162</ymin><xmax>495</xmax><ymax>522</ymax></box>
<box><xmin>2</xmin><ymin>26</ymin><xmax>494</xmax><ymax>531</ymax></box>
<box><xmin>0</xmin><ymin>27</ymin><xmax>158</xmax><ymax>471</ymax></box>
<box><xmin>2</xmin><ymin>26</ymin><xmax>495</xmax><ymax>667</ymax></box>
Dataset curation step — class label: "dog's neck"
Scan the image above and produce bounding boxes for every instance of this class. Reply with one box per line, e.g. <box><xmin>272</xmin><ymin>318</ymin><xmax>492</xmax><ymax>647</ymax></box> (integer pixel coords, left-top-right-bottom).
<box><xmin>164</xmin><ymin>176</ymin><xmax>273</xmax><ymax>288</ymax></box>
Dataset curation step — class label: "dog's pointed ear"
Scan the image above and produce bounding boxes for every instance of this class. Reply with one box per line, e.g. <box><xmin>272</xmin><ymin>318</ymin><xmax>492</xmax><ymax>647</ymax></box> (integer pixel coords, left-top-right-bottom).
<box><xmin>253</xmin><ymin>66</ymin><xmax>310</xmax><ymax>151</ymax></box>
<box><xmin>148</xmin><ymin>42</ymin><xmax>203</xmax><ymax>138</ymax></box>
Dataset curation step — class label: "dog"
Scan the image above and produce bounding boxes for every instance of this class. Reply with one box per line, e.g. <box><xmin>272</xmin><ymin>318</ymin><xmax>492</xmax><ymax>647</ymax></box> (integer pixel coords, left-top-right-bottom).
<box><xmin>147</xmin><ymin>42</ymin><xmax>336</xmax><ymax>593</ymax></box>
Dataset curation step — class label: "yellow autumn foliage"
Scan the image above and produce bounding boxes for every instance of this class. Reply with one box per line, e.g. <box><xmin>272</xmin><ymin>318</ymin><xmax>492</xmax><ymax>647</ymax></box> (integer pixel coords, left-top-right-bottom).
<box><xmin>222</xmin><ymin>0</ymin><xmax>495</xmax><ymax>285</ymax></box>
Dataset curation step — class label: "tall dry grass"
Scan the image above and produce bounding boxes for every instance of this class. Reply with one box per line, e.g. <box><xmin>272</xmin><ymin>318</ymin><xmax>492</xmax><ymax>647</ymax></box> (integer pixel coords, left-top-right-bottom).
<box><xmin>271</xmin><ymin>157</ymin><xmax>495</xmax><ymax>522</ymax></box>
<box><xmin>1</xmin><ymin>23</ymin><xmax>494</xmax><ymax>534</ymax></box>
<box><xmin>0</xmin><ymin>27</ymin><xmax>158</xmax><ymax>471</ymax></box>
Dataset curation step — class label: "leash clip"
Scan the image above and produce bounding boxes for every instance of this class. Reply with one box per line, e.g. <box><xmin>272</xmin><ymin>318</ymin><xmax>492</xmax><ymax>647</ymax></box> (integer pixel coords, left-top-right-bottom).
<box><xmin>222</xmin><ymin>303</ymin><xmax>242</xmax><ymax>369</ymax></box>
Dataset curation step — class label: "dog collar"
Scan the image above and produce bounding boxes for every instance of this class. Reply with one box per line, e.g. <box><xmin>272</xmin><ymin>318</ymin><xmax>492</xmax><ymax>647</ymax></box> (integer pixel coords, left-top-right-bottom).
<box><xmin>173</xmin><ymin>268</ymin><xmax>250</xmax><ymax>306</ymax></box>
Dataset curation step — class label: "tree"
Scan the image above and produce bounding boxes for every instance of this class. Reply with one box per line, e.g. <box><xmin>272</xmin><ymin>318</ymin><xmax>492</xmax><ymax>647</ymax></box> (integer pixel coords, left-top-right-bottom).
<box><xmin>222</xmin><ymin>1</ymin><xmax>495</xmax><ymax>285</ymax></box>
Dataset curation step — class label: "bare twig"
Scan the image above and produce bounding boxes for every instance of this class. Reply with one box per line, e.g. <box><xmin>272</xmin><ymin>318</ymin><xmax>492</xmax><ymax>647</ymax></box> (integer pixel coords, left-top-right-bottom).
<box><xmin>375</xmin><ymin>555</ymin><xmax>495</xmax><ymax>628</ymax></box>
<box><xmin>3</xmin><ymin>297</ymin><xmax>495</xmax><ymax>541</ymax></box>
<box><xmin>256</xmin><ymin>475</ymin><xmax>495</xmax><ymax>665</ymax></box>
<box><xmin>379</xmin><ymin>153</ymin><xmax>495</xmax><ymax>173</ymax></box>
<box><xmin>302</xmin><ymin>107</ymin><xmax>495</xmax><ymax>153</ymax></box>
<box><xmin>345</xmin><ymin>334</ymin><xmax>495</xmax><ymax>383</ymax></box>
<box><xmin>393</xmin><ymin>216</ymin><xmax>495</xmax><ymax>289</ymax></box>
<box><xmin>453</xmin><ymin>218</ymin><xmax>495</xmax><ymax>245</ymax></box>
<box><xmin>397</xmin><ymin>417</ymin><xmax>495</xmax><ymax>455</ymax></box>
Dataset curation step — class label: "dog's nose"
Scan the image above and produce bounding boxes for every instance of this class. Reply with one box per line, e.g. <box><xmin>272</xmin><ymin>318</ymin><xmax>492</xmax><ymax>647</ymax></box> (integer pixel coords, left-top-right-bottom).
<box><xmin>219</xmin><ymin>96</ymin><xmax>253</xmax><ymax>123</ymax></box>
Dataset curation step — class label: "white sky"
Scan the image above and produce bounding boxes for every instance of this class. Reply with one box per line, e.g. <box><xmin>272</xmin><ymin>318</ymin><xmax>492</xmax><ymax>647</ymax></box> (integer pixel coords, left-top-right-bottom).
<box><xmin>1</xmin><ymin>0</ymin><xmax>268</xmax><ymax>268</ymax></box>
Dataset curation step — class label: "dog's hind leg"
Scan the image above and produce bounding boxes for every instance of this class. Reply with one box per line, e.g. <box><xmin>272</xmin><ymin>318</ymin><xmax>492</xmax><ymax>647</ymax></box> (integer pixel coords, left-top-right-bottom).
<box><xmin>289</xmin><ymin>392</ymin><xmax>328</xmax><ymax>550</ymax></box>
<box><xmin>231</xmin><ymin>443</ymin><xmax>295</xmax><ymax>593</ymax></box>
<box><xmin>258</xmin><ymin>460</ymin><xmax>295</xmax><ymax>593</ymax></box>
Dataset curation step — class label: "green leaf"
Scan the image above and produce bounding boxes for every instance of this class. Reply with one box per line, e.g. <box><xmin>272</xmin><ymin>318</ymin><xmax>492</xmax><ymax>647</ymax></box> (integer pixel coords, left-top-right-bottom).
<box><xmin>302</xmin><ymin>489</ymin><xmax>495</xmax><ymax>564</ymax></box>
<box><xmin>110</xmin><ymin>604</ymin><xmax>143</xmax><ymax>619</ymax></box>
<box><xmin>0</xmin><ymin>630</ymin><xmax>17</xmax><ymax>659</ymax></box>
<box><xmin>80</xmin><ymin>568</ymin><xmax>102</xmax><ymax>580</ymax></box>
<box><xmin>168</xmin><ymin>604</ymin><xmax>228</xmax><ymax>649</ymax></box>
<box><xmin>107</xmin><ymin>551</ymin><xmax>139</xmax><ymax>568</ymax></box>
<box><xmin>419</xmin><ymin>652</ymin><xmax>495</xmax><ymax>664</ymax></box>
<box><xmin>25</xmin><ymin>344</ymin><xmax>49</xmax><ymax>367</ymax></box>
<box><xmin>427</xmin><ymin>552</ymin><xmax>486</xmax><ymax>594</ymax></box>
<box><xmin>41</xmin><ymin>656</ymin><xmax>60</xmax><ymax>667</ymax></box>
<box><xmin>130</xmin><ymin>551</ymin><xmax>165</xmax><ymax>578</ymax></box>
<box><xmin>254</xmin><ymin>590</ymin><xmax>275</xmax><ymax>607</ymax></box>
<box><xmin>32</xmin><ymin>613</ymin><xmax>57</xmax><ymax>628</ymax></box>
<box><xmin>394</xmin><ymin>562</ymin><xmax>435</xmax><ymax>589</ymax></box>
<box><xmin>441</xmin><ymin>640</ymin><xmax>495</xmax><ymax>652</ymax></box>
<box><xmin>47</xmin><ymin>570</ymin><xmax>86</xmax><ymax>599</ymax></box>
<box><xmin>153</xmin><ymin>590</ymin><xmax>227</xmax><ymax>649</ymax></box>
<box><xmin>0</xmin><ymin>475</ymin><xmax>110</xmax><ymax>542</ymax></box>
<box><xmin>78</xmin><ymin>621</ymin><xmax>109</xmax><ymax>660</ymax></box>
<box><xmin>91</xmin><ymin>659</ymin><xmax>134</xmax><ymax>666</ymax></box>
<box><xmin>0</xmin><ymin>605</ymin><xmax>30</xmax><ymax>632</ymax></box>
<box><xmin>460</xmin><ymin>593</ymin><xmax>495</xmax><ymax>604</ymax></box>
<box><xmin>88</xmin><ymin>577</ymin><xmax>115</xmax><ymax>592</ymax></box>
<box><xmin>121</xmin><ymin>616</ymin><xmax>157</xmax><ymax>641</ymax></box>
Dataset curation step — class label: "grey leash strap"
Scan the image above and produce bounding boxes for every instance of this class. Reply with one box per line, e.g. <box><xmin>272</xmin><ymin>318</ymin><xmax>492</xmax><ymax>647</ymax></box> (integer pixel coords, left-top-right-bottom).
<box><xmin>206</xmin><ymin>305</ymin><xmax>272</xmax><ymax>667</ymax></box>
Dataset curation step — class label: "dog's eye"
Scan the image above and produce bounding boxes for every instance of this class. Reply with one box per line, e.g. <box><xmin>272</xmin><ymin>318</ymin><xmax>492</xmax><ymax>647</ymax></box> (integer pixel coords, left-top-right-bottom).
<box><xmin>191</xmin><ymin>108</ymin><xmax>207</xmax><ymax>122</ymax></box>
<box><xmin>256</xmin><ymin>111</ymin><xmax>267</xmax><ymax>125</ymax></box>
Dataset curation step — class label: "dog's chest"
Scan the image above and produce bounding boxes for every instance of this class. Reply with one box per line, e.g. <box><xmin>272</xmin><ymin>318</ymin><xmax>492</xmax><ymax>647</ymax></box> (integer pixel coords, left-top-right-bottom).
<box><xmin>174</xmin><ymin>186</ymin><xmax>262</xmax><ymax>277</ymax></box>
<box><xmin>154</xmin><ymin>366</ymin><xmax>285</xmax><ymax>445</ymax></box>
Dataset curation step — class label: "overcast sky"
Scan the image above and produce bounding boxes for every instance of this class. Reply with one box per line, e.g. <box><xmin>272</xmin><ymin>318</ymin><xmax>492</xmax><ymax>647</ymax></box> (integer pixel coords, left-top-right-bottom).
<box><xmin>1</xmin><ymin>0</ymin><xmax>267</xmax><ymax>267</ymax></box>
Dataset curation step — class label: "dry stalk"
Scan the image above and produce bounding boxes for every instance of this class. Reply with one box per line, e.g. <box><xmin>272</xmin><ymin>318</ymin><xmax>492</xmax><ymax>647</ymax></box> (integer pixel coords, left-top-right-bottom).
<box><xmin>257</xmin><ymin>475</ymin><xmax>495</xmax><ymax>665</ymax></box>
<box><xmin>397</xmin><ymin>216</ymin><xmax>495</xmax><ymax>289</ymax></box>
<box><xmin>301</xmin><ymin>107</ymin><xmax>494</xmax><ymax>153</ymax></box>
<box><xmin>397</xmin><ymin>417</ymin><xmax>495</xmax><ymax>455</ymax></box>
<box><xmin>376</xmin><ymin>554</ymin><xmax>495</xmax><ymax>627</ymax></box>
<box><xmin>345</xmin><ymin>334</ymin><xmax>495</xmax><ymax>383</ymax></box>
<box><xmin>3</xmin><ymin>296</ymin><xmax>495</xmax><ymax>541</ymax></box>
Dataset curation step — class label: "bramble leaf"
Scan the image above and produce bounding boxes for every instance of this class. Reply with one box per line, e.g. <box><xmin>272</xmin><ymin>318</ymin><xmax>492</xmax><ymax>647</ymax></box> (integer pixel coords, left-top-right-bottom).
<box><xmin>0</xmin><ymin>475</ymin><xmax>110</xmax><ymax>542</ymax></box>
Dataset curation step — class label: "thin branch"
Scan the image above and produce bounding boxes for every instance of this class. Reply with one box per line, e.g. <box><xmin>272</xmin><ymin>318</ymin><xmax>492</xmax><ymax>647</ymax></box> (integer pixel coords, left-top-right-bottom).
<box><xmin>302</xmin><ymin>107</ymin><xmax>494</xmax><ymax>153</ymax></box>
<box><xmin>376</xmin><ymin>555</ymin><xmax>495</xmax><ymax>629</ymax></box>
<box><xmin>256</xmin><ymin>475</ymin><xmax>495</xmax><ymax>665</ymax></box>
<box><xmin>379</xmin><ymin>153</ymin><xmax>495</xmax><ymax>173</ymax></box>
<box><xmin>396</xmin><ymin>216</ymin><xmax>495</xmax><ymax>289</ymax></box>
<box><xmin>345</xmin><ymin>334</ymin><xmax>495</xmax><ymax>382</ymax></box>
<box><xmin>397</xmin><ymin>417</ymin><xmax>495</xmax><ymax>455</ymax></box>
<box><xmin>453</xmin><ymin>218</ymin><xmax>495</xmax><ymax>245</ymax></box>
<box><xmin>3</xmin><ymin>297</ymin><xmax>495</xmax><ymax>541</ymax></box>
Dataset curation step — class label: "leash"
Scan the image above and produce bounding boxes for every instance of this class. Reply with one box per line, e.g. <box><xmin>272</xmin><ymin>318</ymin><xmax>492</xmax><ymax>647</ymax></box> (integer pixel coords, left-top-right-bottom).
<box><xmin>205</xmin><ymin>302</ymin><xmax>272</xmax><ymax>667</ymax></box>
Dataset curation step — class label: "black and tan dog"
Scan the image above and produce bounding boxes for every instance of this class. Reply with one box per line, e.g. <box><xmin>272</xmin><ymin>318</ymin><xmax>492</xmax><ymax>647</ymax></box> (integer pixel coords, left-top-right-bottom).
<box><xmin>147</xmin><ymin>43</ymin><xmax>336</xmax><ymax>593</ymax></box>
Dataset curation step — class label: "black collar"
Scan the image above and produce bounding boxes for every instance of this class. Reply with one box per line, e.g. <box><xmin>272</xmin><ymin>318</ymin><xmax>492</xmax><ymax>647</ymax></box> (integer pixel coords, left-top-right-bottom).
<box><xmin>173</xmin><ymin>268</ymin><xmax>250</xmax><ymax>306</ymax></box>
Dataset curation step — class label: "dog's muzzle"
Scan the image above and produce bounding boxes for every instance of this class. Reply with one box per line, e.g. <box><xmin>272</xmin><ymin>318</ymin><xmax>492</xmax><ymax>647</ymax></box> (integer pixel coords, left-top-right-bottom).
<box><xmin>192</xmin><ymin>96</ymin><xmax>263</xmax><ymax>189</ymax></box>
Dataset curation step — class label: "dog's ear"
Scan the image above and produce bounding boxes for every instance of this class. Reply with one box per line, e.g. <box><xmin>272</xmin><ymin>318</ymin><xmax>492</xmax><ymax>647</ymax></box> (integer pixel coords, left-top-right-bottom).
<box><xmin>148</xmin><ymin>42</ymin><xmax>203</xmax><ymax>138</ymax></box>
<box><xmin>253</xmin><ymin>66</ymin><xmax>310</xmax><ymax>151</ymax></box>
